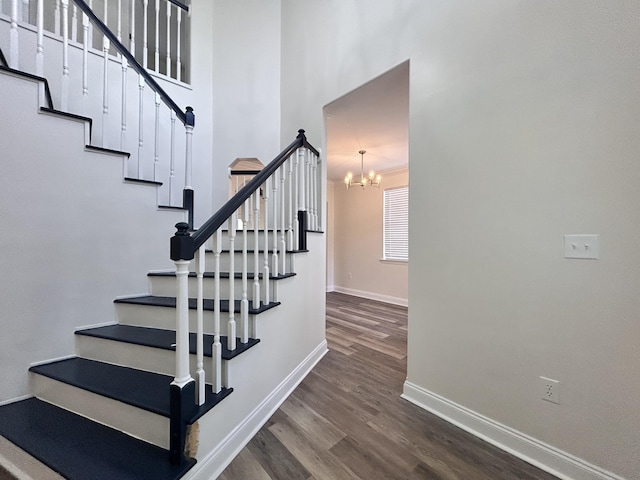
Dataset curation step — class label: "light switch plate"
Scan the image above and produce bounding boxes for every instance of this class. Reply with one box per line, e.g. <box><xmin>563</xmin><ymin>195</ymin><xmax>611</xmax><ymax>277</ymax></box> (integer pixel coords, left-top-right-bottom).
<box><xmin>564</xmin><ymin>234</ymin><xmax>599</xmax><ymax>259</ymax></box>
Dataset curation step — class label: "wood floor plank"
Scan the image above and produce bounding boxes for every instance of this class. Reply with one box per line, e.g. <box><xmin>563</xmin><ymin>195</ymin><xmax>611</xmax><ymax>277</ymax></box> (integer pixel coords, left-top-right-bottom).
<box><xmin>218</xmin><ymin>292</ymin><xmax>559</xmax><ymax>480</ymax></box>
<box><xmin>276</xmin><ymin>397</ymin><xmax>346</xmax><ymax>451</ymax></box>
<box><xmin>246</xmin><ymin>428</ymin><xmax>311</xmax><ymax>480</ymax></box>
<box><xmin>216</xmin><ymin>448</ymin><xmax>273</xmax><ymax>480</ymax></box>
<box><xmin>267</xmin><ymin>412</ymin><xmax>360</xmax><ymax>480</ymax></box>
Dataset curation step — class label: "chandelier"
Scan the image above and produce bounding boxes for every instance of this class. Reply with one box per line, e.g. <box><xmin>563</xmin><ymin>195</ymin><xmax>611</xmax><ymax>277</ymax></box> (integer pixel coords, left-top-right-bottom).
<box><xmin>344</xmin><ymin>150</ymin><xmax>382</xmax><ymax>189</ymax></box>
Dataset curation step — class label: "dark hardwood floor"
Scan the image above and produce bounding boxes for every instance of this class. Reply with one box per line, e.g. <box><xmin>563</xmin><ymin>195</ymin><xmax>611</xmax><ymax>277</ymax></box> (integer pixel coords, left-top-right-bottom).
<box><xmin>218</xmin><ymin>291</ymin><xmax>559</xmax><ymax>480</ymax></box>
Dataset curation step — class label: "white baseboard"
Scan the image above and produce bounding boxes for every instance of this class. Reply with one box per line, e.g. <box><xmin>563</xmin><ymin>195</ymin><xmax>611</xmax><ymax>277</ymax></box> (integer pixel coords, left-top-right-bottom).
<box><xmin>183</xmin><ymin>340</ymin><xmax>328</xmax><ymax>480</ymax></box>
<box><xmin>402</xmin><ymin>381</ymin><xmax>626</xmax><ymax>480</ymax></box>
<box><xmin>333</xmin><ymin>286</ymin><xmax>408</xmax><ymax>307</ymax></box>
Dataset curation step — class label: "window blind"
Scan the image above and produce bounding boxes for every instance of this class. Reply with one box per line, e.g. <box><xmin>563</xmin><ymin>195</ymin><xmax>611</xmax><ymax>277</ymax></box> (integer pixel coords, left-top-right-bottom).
<box><xmin>383</xmin><ymin>186</ymin><xmax>408</xmax><ymax>261</ymax></box>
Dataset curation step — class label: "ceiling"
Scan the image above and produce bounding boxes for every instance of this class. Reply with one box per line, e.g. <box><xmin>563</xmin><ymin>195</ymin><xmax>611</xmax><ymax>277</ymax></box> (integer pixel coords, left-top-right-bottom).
<box><xmin>324</xmin><ymin>61</ymin><xmax>409</xmax><ymax>182</ymax></box>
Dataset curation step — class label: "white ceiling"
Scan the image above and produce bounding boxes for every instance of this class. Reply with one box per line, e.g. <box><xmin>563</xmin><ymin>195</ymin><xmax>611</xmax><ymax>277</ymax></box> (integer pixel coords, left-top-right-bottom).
<box><xmin>324</xmin><ymin>61</ymin><xmax>410</xmax><ymax>182</ymax></box>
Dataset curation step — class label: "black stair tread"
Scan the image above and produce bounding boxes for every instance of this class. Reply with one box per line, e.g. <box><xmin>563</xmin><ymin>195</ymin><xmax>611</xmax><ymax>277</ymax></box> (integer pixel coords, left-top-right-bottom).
<box><xmin>114</xmin><ymin>295</ymin><xmax>281</xmax><ymax>314</ymax></box>
<box><xmin>76</xmin><ymin>324</ymin><xmax>260</xmax><ymax>360</ymax></box>
<box><xmin>219</xmin><ymin>248</ymin><xmax>306</xmax><ymax>254</ymax></box>
<box><xmin>29</xmin><ymin>357</ymin><xmax>232</xmax><ymax>419</ymax></box>
<box><xmin>147</xmin><ymin>271</ymin><xmax>296</xmax><ymax>280</ymax></box>
<box><xmin>0</xmin><ymin>398</ymin><xmax>194</xmax><ymax>480</ymax></box>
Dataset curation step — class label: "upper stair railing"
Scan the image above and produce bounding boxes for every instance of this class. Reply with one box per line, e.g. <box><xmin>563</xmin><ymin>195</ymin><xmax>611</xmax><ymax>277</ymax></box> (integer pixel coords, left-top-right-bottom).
<box><xmin>1</xmin><ymin>0</ymin><xmax>194</xmax><ymax>209</ymax></box>
<box><xmin>168</xmin><ymin>129</ymin><xmax>321</xmax><ymax>464</ymax></box>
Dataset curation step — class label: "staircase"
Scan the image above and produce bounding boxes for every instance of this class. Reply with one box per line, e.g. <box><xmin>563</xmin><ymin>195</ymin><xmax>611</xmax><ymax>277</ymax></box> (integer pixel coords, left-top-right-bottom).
<box><xmin>0</xmin><ymin>2</ymin><xmax>326</xmax><ymax>477</ymax></box>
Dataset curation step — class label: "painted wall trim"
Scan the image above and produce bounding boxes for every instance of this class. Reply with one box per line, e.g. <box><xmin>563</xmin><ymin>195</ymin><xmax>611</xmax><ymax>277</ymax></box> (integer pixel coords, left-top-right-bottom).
<box><xmin>183</xmin><ymin>340</ymin><xmax>329</xmax><ymax>480</ymax></box>
<box><xmin>333</xmin><ymin>286</ymin><xmax>408</xmax><ymax>307</ymax></box>
<box><xmin>402</xmin><ymin>381</ymin><xmax>626</xmax><ymax>480</ymax></box>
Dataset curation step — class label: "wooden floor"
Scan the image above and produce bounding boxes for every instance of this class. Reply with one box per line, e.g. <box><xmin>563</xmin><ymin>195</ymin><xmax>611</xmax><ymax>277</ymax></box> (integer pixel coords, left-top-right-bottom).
<box><xmin>218</xmin><ymin>292</ymin><xmax>559</xmax><ymax>480</ymax></box>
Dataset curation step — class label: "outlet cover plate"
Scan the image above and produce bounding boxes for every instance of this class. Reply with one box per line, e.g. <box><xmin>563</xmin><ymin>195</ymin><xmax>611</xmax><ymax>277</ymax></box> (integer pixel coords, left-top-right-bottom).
<box><xmin>540</xmin><ymin>376</ymin><xmax>560</xmax><ymax>404</ymax></box>
<box><xmin>564</xmin><ymin>234</ymin><xmax>599</xmax><ymax>259</ymax></box>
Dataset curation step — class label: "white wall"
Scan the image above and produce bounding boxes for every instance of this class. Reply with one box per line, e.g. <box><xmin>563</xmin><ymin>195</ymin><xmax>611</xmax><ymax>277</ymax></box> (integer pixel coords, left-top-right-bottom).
<box><xmin>0</xmin><ymin>72</ymin><xmax>184</xmax><ymax>403</ymax></box>
<box><xmin>211</xmin><ymin>0</ymin><xmax>282</xmax><ymax>210</ymax></box>
<box><xmin>280</xmin><ymin>1</ymin><xmax>640</xmax><ymax>479</ymax></box>
<box><xmin>331</xmin><ymin>169</ymin><xmax>408</xmax><ymax>306</ymax></box>
<box><xmin>326</xmin><ymin>180</ymin><xmax>335</xmax><ymax>290</ymax></box>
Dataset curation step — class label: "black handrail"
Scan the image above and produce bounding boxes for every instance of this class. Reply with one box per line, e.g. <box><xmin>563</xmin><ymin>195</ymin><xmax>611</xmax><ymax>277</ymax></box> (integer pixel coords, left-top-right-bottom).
<box><xmin>167</xmin><ymin>0</ymin><xmax>189</xmax><ymax>12</ymax></box>
<box><xmin>71</xmin><ymin>0</ymin><xmax>191</xmax><ymax>126</ymax></box>
<box><xmin>171</xmin><ymin>130</ymin><xmax>319</xmax><ymax>261</ymax></box>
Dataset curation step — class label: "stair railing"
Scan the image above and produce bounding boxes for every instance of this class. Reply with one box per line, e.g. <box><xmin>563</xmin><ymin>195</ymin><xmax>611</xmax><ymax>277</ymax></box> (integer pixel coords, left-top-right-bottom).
<box><xmin>168</xmin><ymin>129</ymin><xmax>321</xmax><ymax>464</ymax></box>
<box><xmin>1</xmin><ymin>0</ymin><xmax>193</xmax><ymax>210</ymax></box>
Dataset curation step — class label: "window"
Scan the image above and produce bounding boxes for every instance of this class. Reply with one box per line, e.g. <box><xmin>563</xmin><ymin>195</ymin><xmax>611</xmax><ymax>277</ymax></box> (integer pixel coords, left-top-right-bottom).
<box><xmin>383</xmin><ymin>186</ymin><xmax>408</xmax><ymax>261</ymax></box>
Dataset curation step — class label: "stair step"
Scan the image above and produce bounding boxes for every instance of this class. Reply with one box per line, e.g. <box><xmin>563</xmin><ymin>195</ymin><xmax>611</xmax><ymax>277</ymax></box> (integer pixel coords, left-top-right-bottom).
<box><xmin>76</xmin><ymin>324</ymin><xmax>260</xmax><ymax>360</ymax></box>
<box><xmin>148</xmin><ymin>271</ymin><xmax>296</xmax><ymax>280</ymax></box>
<box><xmin>0</xmin><ymin>398</ymin><xmax>195</xmax><ymax>480</ymax></box>
<box><xmin>114</xmin><ymin>295</ymin><xmax>280</xmax><ymax>314</ymax></box>
<box><xmin>29</xmin><ymin>357</ymin><xmax>232</xmax><ymax>421</ymax></box>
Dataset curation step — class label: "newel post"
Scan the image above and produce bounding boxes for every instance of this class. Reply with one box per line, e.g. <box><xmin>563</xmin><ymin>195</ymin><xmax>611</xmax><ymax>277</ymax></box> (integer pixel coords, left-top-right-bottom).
<box><xmin>169</xmin><ymin>222</ymin><xmax>196</xmax><ymax>465</ymax></box>
<box><xmin>184</xmin><ymin>106</ymin><xmax>195</xmax><ymax>228</ymax></box>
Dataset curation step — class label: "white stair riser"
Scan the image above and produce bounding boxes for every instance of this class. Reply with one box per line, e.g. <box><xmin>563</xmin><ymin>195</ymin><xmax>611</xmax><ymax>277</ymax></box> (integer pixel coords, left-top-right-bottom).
<box><xmin>115</xmin><ymin>303</ymin><xmax>250</xmax><ymax>336</ymax></box>
<box><xmin>31</xmin><ymin>374</ymin><xmax>169</xmax><ymax>449</ymax></box>
<box><xmin>149</xmin><ymin>275</ymin><xmax>273</xmax><ymax>301</ymax></box>
<box><xmin>188</xmin><ymin>251</ymin><xmax>292</xmax><ymax>274</ymax></box>
<box><xmin>75</xmin><ymin>335</ymin><xmax>230</xmax><ymax>384</ymax></box>
<box><xmin>217</xmin><ymin>230</ymin><xmax>292</xmax><ymax>251</ymax></box>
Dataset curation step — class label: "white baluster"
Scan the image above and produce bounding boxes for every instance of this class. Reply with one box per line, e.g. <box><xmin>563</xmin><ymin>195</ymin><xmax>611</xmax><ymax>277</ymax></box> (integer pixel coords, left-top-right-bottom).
<box><xmin>154</xmin><ymin>0</ymin><xmax>159</xmax><ymax>71</ymax></box>
<box><xmin>117</xmin><ymin>0</ymin><xmax>122</xmax><ymax>42</ymax></box>
<box><xmin>173</xmin><ymin>259</ymin><xmax>193</xmax><ymax>387</ymax></box>
<box><xmin>9</xmin><ymin>0</ymin><xmax>19</xmax><ymax>69</ymax></box>
<box><xmin>240</xmin><ymin>199</ymin><xmax>249</xmax><ymax>344</ymax></box>
<box><xmin>295</xmin><ymin>147</ymin><xmax>306</xmax><ymax>248</ymax></box>
<box><xmin>287</xmin><ymin>154</ymin><xmax>294</xmax><ymax>251</ymax></box>
<box><xmin>54</xmin><ymin>0</ymin><xmax>60</xmax><ymax>36</ymax></box>
<box><xmin>227</xmin><ymin>213</ymin><xmax>237</xmax><ymax>351</ymax></box>
<box><xmin>101</xmin><ymin>36</ymin><xmax>110</xmax><ymax>147</ymax></box>
<box><xmin>36</xmin><ymin>0</ymin><xmax>43</xmax><ymax>76</ymax></box>
<box><xmin>87</xmin><ymin>0</ymin><xmax>92</xmax><ymax>48</ymax></box>
<box><xmin>280</xmin><ymin>161</ymin><xmax>287</xmax><ymax>275</ymax></box>
<box><xmin>61</xmin><ymin>0</ymin><xmax>69</xmax><ymax>110</ymax></box>
<box><xmin>212</xmin><ymin>229</ymin><xmax>222</xmax><ymax>392</ymax></box>
<box><xmin>262</xmin><ymin>177</ymin><xmax>270</xmax><ymax>305</ymax></box>
<box><xmin>165</xmin><ymin>1</ymin><xmax>171</xmax><ymax>76</ymax></box>
<box><xmin>142</xmin><ymin>0</ymin><xmax>148</xmax><ymax>68</ymax></box>
<box><xmin>129</xmin><ymin>0</ymin><xmax>135</xmax><ymax>54</ymax></box>
<box><xmin>71</xmin><ymin>4</ymin><xmax>77</xmax><ymax>42</ymax></box>
<box><xmin>184</xmin><ymin>107</ymin><xmax>194</xmax><ymax>189</ymax></box>
<box><xmin>308</xmin><ymin>148</ymin><xmax>311</xmax><ymax>227</ymax></box>
<box><xmin>169</xmin><ymin>110</ymin><xmax>176</xmax><ymax>205</ymax></box>
<box><xmin>195</xmin><ymin>245</ymin><xmax>205</xmax><ymax>406</ymax></box>
<box><xmin>176</xmin><ymin>8</ymin><xmax>182</xmax><ymax>81</ymax></box>
<box><xmin>312</xmin><ymin>152</ymin><xmax>319</xmax><ymax>230</ymax></box>
<box><xmin>81</xmin><ymin>11</ymin><xmax>89</xmax><ymax>114</ymax></box>
<box><xmin>293</xmin><ymin>149</ymin><xmax>300</xmax><ymax>249</ymax></box>
<box><xmin>137</xmin><ymin>74</ymin><xmax>145</xmax><ymax>177</ymax></box>
<box><xmin>253</xmin><ymin>189</ymin><xmax>260</xmax><ymax>311</ymax></box>
<box><xmin>120</xmin><ymin>58</ymin><xmax>128</xmax><ymax>151</ymax></box>
<box><xmin>153</xmin><ymin>92</ymin><xmax>160</xmax><ymax>181</ymax></box>
<box><xmin>271</xmin><ymin>168</ymin><xmax>279</xmax><ymax>277</ymax></box>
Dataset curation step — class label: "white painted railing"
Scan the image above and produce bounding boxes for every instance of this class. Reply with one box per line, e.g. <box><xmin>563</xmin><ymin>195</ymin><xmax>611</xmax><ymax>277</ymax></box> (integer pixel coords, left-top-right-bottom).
<box><xmin>2</xmin><ymin>0</ymin><xmax>190</xmax><ymax>82</ymax></box>
<box><xmin>169</xmin><ymin>131</ymin><xmax>321</xmax><ymax>422</ymax></box>
<box><xmin>0</xmin><ymin>0</ymin><xmax>194</xmax><ymax>207</ymax></box>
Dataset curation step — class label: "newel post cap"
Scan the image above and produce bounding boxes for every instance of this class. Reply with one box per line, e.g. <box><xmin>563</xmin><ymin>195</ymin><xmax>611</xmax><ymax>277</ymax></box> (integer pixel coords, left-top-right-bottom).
<box><xmin>171</xmin><ymin>222</ymin><xmax>195</xmax><ymax>261</ymax></box>
<box><xmin>185</xmin><ymin>106</ymin><xmax>195</xmax><ymax>127</ymax></box>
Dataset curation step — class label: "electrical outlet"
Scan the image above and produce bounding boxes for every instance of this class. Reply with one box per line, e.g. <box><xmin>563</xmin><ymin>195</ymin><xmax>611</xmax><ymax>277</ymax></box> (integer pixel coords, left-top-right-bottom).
<box><xmin>539</xmin><ymin>376</ymin><xmax>560</xmax><ymax>404</ymax></box>
<box><xmin>347</xmin><ymin>273</ymin><xmax>352</xmax><ymax>279</ymax></box>
<box><xmin>564</xmin><ymin>234</ymin><xmax>599</xmax><ymax>259</ymax></box>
